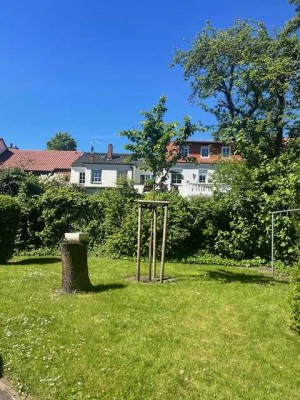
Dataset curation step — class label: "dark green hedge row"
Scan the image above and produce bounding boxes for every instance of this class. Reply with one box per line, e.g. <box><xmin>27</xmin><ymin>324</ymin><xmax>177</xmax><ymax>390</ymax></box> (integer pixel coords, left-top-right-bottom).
<box><xmin>0</xmin><ymin>195</ymin><xmax>21</xmax><ymax>263</ymax></box>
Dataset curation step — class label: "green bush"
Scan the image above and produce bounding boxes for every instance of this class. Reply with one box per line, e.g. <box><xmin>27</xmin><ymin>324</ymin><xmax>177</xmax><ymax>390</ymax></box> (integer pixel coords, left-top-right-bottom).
<box><xmin>290</xmin><ymin>263</ymin><xmax>300</xmax><ymax>334</ymax></box>
<box><xmin>39</xmin><ymin>186</ymin><xmax>90</xmax><ymax>248</ymax></box>
<box><xmin>0</xmin><ymin>195</ymin><xmax>21</xmax><ymax>262</ymax></box>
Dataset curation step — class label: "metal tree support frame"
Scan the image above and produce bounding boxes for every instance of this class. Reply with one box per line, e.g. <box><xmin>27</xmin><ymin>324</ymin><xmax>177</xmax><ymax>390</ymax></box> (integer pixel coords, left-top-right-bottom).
<box><xmin>271</xmin><ymin>208</ymin><xmax>300</xmax><ymax>277</ymax></box>
<box><xmin>136</xmin><ymin>200</ymin><xmax>170</xmax><ymax>283</ymax></box>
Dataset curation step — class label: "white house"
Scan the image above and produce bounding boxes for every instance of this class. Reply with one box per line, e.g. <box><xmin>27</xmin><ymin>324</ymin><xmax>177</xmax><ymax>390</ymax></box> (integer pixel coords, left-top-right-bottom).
<box><xmin>70</xmin><ymin>142</ymin><xmax>239</xmax><ymax>197</ymax></box>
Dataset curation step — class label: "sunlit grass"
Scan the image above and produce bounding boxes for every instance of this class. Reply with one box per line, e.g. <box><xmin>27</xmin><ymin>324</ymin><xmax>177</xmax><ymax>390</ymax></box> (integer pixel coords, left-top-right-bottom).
<box><xmin>0</xmin><ymin>257</ymin><xmax>299</xmax><ymax>399</ymax></box>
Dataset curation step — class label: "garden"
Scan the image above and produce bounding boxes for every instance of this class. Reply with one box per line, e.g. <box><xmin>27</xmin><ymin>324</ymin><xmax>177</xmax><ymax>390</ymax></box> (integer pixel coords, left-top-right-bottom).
<box><xmin>1</xmin><ymin>257</ymin><xmax>299</xmax><ymax>400</ymax></box>
<box><xmin>1</xmin><ymin>4</ymin><xmax>300</xmax><ymax>397</ymax></box>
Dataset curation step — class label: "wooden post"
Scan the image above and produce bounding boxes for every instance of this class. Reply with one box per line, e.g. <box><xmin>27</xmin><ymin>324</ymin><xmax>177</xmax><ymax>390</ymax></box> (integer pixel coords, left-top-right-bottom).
<box><xmin>61</xmin><ymin>242</ymin><xmax>93</xmax><ymax>293</ymax></box>
<box><xmin>152</xmin><ymin>207</ymin><xmax>157</xmax><ymax>280</ymax></box>
<box><xmin>137</xmin><ymin>203</ymin><xmax>142</xmax><ymax>281</ymax></box>
<box><xmin>160</xmin><ymin>204</ymin><xmax>168</xmax><ymax>283</ymax></box>
<box><xmin>148</xmin><ymin>208</ymin><xmax>153</xmax><ymax>281</ymax></box>
<box><xmin>136</xmin><ymin>200</ymin><xmax>170</xmax><ymax>283</ymax></box>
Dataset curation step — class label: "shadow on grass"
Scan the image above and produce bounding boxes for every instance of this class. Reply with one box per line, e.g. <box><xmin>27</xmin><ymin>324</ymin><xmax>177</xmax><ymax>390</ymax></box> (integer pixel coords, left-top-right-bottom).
<box><xmin>8</xmin><ymin>257</ymin><xmax>61</xmax><ymax>266</ymax></box>
<box><xmin>91</xmin><ymin>283</ymin><xmax>126</xmax><ymax>293</ymax></box>
<box><xmin>205</xmin><ymin>269</ymin><xmax>288</xmax><ymax>284</ymax></box>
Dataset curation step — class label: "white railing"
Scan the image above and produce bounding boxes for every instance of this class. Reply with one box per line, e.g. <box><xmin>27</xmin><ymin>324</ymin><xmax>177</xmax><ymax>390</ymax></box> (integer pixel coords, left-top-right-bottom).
<box><xmin>186</xmin><ymin>182</ymin><xmax>214</xmax><ymax>196</ymax></box>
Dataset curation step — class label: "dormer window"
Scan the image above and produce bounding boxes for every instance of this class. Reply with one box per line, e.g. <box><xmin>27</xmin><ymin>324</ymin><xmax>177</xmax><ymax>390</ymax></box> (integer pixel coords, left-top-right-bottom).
<box><xmin>222</xmin><ymin>146</ymin><xmax>231</xmax><ymax>157</ymax></box>
<box><xmin>181</xmin><ymin>145</ymin><xmax>189</xmax><ymax>157</ymax></box>
<box><xmin>201</xmin><ymin>146</ymin><xmax>209</xmax><ymax>158</ymax></box>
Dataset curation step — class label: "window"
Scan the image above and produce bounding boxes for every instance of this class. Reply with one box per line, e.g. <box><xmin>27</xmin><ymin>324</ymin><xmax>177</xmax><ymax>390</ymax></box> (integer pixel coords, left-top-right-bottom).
<box><xmin>79</xmin><ymin>172</ymin><xmax>85</xmax><ymax>184</ymax></box>
<box><xmin>91</xmin><ymin>169</ymin><xmax>102</xmax><ymax>183</ymax></box>
<box><xmin>171</xmin><ymin>170</ymin><xmax>183</xmax><ymax>185</ymax></box>
<box><xmin>117</xmin><ymin>170</ymin><xmax>128</xmax><ymax>179</ymax></box>
<box><xmin>198</xmin><ymin>170</ymin><xmax>207</xmax><ymax>183</ymax></box>
<box><xmin>222</xmin><ymin>146</ymin><xmax>231</xmax><ymax>157</ymax></box>
<box><xmin>181</xmin><ymin>145</ymin><xmax>189</xmax><ymax>157</ymax></box>
<box><xmin>140</xmin><ymin>174</ymin><xmax>152</xmax><ymax>184</ymax></box>
<box><xmin>201</xmin><ymin>146</ymin><xmax>209</xmax><ymax>158</ymax></box>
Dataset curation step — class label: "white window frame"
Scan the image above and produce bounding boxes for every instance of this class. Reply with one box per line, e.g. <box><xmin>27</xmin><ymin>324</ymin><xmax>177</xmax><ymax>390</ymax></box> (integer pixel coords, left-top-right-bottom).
<box><xmin>171</xmin><ymin>170</ymin><xmax>183</xmax><ymax>185</ymax></box>
<box><xmin>79</xmin><ymin>171</ymin><xmax>85</xmax><ymax>184</ymax></box>
<box><xmin>198</xmin><ymin>169</ymin><xmax>208</xmax><ymax>184</ymax></box>
<box><xmin>181</xmin><ymin>145</ymin><xmax>189</xmax><ymax>157</ymax></box>
<box><xmin>201</xmin><ymin>145</ymin><xmax>210</xmax><ymax>158</ymax></box>
<box><xmin>91</xmin><ymin>169</ymin><xmax>102</xmax><ymax>183</ymax></box>
<box><xmin>222</xmin><ymin>146</ymin><xmax>231</xmax><ymax>157</ymax></box>
<box><xmin>140</xmin><ymin>174</ymin><xmax>152</xmax><ymax>184</ymax></box>
<box><xmin>117</xmin><ymin>170</ymin><xmax>128</xmax><ymax>180</ymax></box>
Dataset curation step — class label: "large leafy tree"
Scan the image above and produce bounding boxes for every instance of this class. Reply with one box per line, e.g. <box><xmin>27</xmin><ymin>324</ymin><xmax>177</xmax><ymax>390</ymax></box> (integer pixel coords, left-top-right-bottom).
<box><xmin>46</xmin><ymin>132</ymin><xmax>77</xmax><ymax>151</ymax></box>
<box><xmin>285</xmin><ymin>0</ymin><xmax>300</xmax><ymax>34</ymax></box>
<box><xmin>120</xmin><ymin>96</ymin><xmax>197</xmax><ymax>198</ymax></box>
<box><xmin>172</xmin><ymin>20</ymin><xmax>300</xmax><ymax>165</ymax></box>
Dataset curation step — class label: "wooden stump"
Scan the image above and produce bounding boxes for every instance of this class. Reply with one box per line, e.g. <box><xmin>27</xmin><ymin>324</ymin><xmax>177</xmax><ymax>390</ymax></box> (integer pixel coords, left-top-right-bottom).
<box><xmin>61</xmin><ymin>241</ymin><xmax>93</xmax><ymax>293</ymax></box>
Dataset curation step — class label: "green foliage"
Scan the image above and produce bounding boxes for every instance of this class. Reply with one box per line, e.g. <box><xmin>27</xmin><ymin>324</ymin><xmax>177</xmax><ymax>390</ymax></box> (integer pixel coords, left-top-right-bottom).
<box><xmin>0</xmin><ymin>168</ymin><xmax>43</xmax><ymax>197</ymax></box>
<box><xmin>290</xmin><ymin>262</ymin><xmax>300</xmax><ymax>334</ymax></box>
<box><xmin>15</xmin><ymin>191</ymin><xmax>44</xmax><ymax>252</ymax></box>
<box><xmin>94</xmin><ymin>183</ymin><xmax>140</xmax><ymax>255</ymax></box>
<box><xmin>211</xmin><ymin>145</ymin><xmax>300</xmax><ymax>262</ymax></box>
<box><xmin>120</xmin><ymin>96</ymin><xmax>197</xmax><ymax>197</ymax></box>
<box><xmin>285</xmin><ymin>0</ymin><xmax>300</xmax><ymax>34</ymax></box>
<box><xmin>39</xmin><ymin>187</ymin><xmax>90</xmax><ymax>247</ymax></box>
<box><xmin>0</xmin><ymin>195</ymin><xmax>21</xmax><ymax>262</ymax></box>
<box><xmin>173</xmin><ymin>20</ymin><xmax>300</xmax><ymax>164</ymax></box>
<box><xmin>106</xmin><ymin>190</ymin><xmax>202</xmax><ymax>259</ymax></box>
<box><xmin>46</xmin><ymin>132</ymin><xmax>77</xmax><ymax>151</ymax></box>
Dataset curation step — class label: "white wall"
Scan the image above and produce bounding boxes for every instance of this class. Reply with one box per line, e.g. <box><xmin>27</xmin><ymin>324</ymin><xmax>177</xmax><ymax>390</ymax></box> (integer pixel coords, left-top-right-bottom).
<box><xmin>71</xmin><ymin>165</ymin><xmax>134</xmax><ymax>188</ymax></box>
<box><xmin>70</xmin><ymin>162</ymin><xmax>217</xmax><ymax>197</ymax></box>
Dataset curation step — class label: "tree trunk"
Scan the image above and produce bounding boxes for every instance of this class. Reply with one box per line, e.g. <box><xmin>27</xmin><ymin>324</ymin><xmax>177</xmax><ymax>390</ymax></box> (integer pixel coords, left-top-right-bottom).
<box><xmin>61</xmin><ymin>242</ymin><xmax>93</xmax><ymax>293</ymax></box>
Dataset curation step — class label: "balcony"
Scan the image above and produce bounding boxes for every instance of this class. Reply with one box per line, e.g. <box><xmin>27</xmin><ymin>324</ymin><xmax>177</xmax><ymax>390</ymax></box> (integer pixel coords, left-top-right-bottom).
<box><xmin>182</xmin><ymin>182</ymin><xmax>214</xmax><ymax>197</ymax></box>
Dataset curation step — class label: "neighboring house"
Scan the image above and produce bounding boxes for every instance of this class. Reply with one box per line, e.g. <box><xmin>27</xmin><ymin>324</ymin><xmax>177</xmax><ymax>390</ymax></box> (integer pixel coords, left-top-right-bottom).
<box><xmin>0</xmin><ymin>137</ymin><xmax>239</xmax><ymax>197</ymax></box>
<box><xmin>165</xmin><ymin>141</ymin><xmax>239</xmax><ymax>197</ymax></box>
<box><xmin>70</xmin><ymin>144</ymin><xmax>138</xmax><ymax>192</ymax></box>
<box><xmin>70</xmin><ymin>141</ymin><xmax>240</xmax><ymax>197</ymax></box>
<box><xmin>0</xmin><ymin>138</ymin><xmax>83</xmax><ymax>178</ymax></box>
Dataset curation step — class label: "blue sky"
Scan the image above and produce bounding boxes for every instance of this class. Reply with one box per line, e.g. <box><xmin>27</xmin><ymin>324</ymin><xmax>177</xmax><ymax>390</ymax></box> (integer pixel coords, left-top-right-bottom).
<box><xmin>0</xmin><ymin>0</ymin><xmax>295</xmax><ymax>152</ymax></box>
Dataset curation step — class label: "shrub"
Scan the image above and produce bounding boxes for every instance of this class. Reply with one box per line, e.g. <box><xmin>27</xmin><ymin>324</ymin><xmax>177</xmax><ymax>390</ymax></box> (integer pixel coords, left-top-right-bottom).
<box><xmin>0</xmin><ymin>195</ymin><xmax>21</xmax><ymax>262</ymax></box>
<box><xmin>290</xmin><ymin>263</ymin><xmax>300</xmax><ymax>334</ymax></box>
<box><xmin>39</xmin><ymin>187</ymin><xmax>90</xmax><ymax>248</ymax></box>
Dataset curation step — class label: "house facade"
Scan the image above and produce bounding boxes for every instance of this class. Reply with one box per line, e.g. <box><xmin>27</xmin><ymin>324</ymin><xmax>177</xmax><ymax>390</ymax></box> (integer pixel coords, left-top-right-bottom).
<box><xmin>70</xmin><ymin>141</ymin><xmax>238</xmax><ymax>197</ymax></box>
<box><xmin>166</xmin><ymin>141</ymin><xmax>237</xmax><ymax>197</ymax></box>
<box><xmin>70</xmin><ymin>144</ymin><xmax>137</xmax><ymax>192</ymax></box>
<box><xmin>0</xmin><ymin>137</ymin><xmax>237</xmax><ymax>197</ymax></box>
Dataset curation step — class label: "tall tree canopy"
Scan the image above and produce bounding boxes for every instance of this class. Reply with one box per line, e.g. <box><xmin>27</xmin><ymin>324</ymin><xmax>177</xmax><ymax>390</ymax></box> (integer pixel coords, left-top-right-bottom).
<box><xmin>120</xmin><ymin>96</ymin><xmax>197</xmax><ymax>197</ymax></box>
<box><xmin>285</xmin><ymin>0</ymin><xmax>300</xmax><ymax>33</ymax></box>
<box><xmin>46</xmin><ymin>132</ymin><xmax>77</xmax><ymax>151</ymax></box>
<box><xmin>172</xmin><ymin>20</ymin><xmax>300</xmax><ymax>165</ymax></box>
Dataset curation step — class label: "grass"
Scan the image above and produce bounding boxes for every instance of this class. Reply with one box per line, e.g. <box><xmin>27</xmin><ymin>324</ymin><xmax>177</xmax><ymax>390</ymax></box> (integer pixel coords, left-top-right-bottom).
<box><xmin>0</xmin><ymin>257</ymin><xmax>299</xmax><ymax>400</ymax></box>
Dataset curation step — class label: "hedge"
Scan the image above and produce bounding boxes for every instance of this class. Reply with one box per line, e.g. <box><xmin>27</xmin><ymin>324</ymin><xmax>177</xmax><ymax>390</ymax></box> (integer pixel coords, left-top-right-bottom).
<box><xmin>0</xmin><ymin>195</ymin><xmax>21</xmax><ymax>263</ymax></box>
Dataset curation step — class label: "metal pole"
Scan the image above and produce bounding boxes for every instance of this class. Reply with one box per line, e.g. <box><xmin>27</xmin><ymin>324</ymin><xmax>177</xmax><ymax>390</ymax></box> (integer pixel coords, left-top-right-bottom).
<box><xmin>160</xmin><ymin>205</ymin><xmax>168</xmax><ymax>283</ymax></box>
<box><xmin>152</xmin><ymin>207</ymin><xmax>157</xmax><ymax>281</ymax></box>
<box><xmin>271</xmin><ymin>212</ymin><xmax>274</xmax><ymax>278</ymax></box>
<box><xmin>137</xmin><ymin>204</ymin><xmax>142</xmax><ymax>281</ymax></box>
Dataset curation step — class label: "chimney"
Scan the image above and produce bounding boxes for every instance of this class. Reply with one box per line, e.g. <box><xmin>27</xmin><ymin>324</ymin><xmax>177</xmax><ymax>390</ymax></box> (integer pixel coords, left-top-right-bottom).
<box><xmin>107</xmin><ymin>144</ymin><xmax>113</xmax><ymax>160</ymax></box>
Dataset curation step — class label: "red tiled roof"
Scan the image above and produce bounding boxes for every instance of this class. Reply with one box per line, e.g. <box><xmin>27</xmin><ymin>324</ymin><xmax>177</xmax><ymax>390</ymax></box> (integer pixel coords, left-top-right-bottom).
<box><xmin>0</xmin><ymin>149</ymin><xmax>83</xmax><ymax>172</ymax></box>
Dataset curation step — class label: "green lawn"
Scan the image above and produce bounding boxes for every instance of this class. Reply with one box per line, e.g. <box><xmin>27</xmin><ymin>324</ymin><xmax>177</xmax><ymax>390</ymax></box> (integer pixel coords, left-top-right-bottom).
<box><xmin>0</xmin><ymin>257</ymin><xmax>299</xmax><ymax>400</ymax></box>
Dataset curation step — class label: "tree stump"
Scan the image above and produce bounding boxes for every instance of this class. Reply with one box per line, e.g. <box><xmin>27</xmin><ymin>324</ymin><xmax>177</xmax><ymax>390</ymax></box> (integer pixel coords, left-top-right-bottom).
<box><xmin>61</xmin><ymin>241</ymin><xmax>93</xmax><ymax>293</ymax></box>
